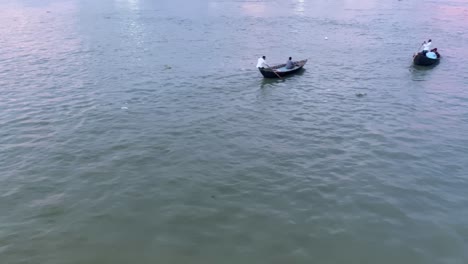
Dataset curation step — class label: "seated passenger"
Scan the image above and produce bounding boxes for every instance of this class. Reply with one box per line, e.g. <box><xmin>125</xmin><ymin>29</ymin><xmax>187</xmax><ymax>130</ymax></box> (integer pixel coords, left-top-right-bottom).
<box><xmin>285</xmin><ymin>57</ymin><xmax>294</xmax><ymax>69</ymax></box>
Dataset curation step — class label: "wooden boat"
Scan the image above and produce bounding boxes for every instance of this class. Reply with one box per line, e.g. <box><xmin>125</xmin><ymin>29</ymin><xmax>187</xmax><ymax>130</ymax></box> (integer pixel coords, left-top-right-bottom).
<box><xmin>259</xmin><ymin>59</ymin><xmax>307</xmax><ymax>78</ymax></box>
<box><xmin>413</xmin><ymin>49</ymin><xmax>441</xmax><ymax>66</ymax></box>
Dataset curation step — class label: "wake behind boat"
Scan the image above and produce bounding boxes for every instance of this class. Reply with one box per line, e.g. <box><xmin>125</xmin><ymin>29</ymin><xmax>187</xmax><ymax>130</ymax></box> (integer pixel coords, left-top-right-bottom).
<box><xmin>258</xmin><ymin>59</ymin><xmax>307</xmax><ymax>78</ymax></box>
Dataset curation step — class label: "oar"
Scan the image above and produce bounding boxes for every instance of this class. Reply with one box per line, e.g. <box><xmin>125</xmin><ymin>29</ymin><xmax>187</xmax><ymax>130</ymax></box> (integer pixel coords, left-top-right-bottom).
<box><xmin>265</xmin><ymin>64</ymin><xmax>282</xmax><ymax>79</ymax></box>
<box><xmin>415</xmin><ymin>42</ymin><xmax>424</xmax><ymax>55</ymax></box>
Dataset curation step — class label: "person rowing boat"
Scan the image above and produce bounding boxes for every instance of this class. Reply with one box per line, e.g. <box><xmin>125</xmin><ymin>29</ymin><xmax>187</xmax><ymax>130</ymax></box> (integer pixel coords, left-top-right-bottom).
<box><xmin>421</xmin><ymin>39</ymin><xmax>432</xmax><ymax>54</ymax></box>
<box><xmin>256</xmin><ymin>56</ymin><xmax>267</xmax><ymax>69</ymax></box>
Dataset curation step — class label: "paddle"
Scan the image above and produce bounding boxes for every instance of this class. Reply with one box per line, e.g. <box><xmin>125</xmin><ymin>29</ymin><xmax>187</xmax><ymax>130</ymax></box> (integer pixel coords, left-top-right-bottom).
<box><xmin>265</xmin><ymin>64</ymin><xmax>282</xmax><ymax>79</ymax></box>
<box><xmin>415</xmin><ymin>42</ymin><xmax>424</xmax><ymax>55</ymax></box>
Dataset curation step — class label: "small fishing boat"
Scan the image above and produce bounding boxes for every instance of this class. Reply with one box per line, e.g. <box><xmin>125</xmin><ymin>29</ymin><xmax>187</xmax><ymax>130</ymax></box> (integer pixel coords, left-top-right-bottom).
<box><xmin>259</xmin><ymin>59</ymin><xmax>307</xmax><ymax>78</ymax></box>
<box><xmin>413</xmin><ymin>49</ymin><xmax>441</xmax><ymax>66</ymax></box>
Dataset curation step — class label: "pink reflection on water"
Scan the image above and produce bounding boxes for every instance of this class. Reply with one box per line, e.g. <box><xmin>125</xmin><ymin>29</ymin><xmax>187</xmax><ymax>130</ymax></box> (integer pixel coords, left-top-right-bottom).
<box><xmin>0</xmin><ymin>1</ymin><xmax>80</xmax><ymax>58</ymax></box>
<box><xmin>240</xmin><ymin>2</ymin><xmax>268</xmax><ymax>17</ymax></box>
<box><xmin>0</xmin><ymin>1</ymin><xmax>85</xmax><ymax>94</ymax></box>
<box><xmin>433</xmin><ymin>5</ymin><xmax>468</xmax><ymax>21</ymax></box>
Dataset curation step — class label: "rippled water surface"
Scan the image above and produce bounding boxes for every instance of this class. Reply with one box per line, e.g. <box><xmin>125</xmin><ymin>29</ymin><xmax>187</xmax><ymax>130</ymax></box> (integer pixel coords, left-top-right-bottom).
<box><xmin>1</xmin><ymin>0</ymin><xmax>468</xmax><ymax>263</ymax></box>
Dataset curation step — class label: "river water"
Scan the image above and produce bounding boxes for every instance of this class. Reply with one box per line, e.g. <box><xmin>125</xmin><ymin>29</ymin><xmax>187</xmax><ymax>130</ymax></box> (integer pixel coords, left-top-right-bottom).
<box><xmin>1</xmin><ymin>0</ymin><xmax>468</xmax><ymax>263</ymax></box>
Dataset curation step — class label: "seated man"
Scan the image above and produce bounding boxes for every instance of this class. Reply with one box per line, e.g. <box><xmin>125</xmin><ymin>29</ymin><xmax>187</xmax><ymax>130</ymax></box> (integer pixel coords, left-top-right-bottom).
<box><xmin>285</xmin><ymin>57</ymin><xmax>295</xmax><ymax>69</ymax></box>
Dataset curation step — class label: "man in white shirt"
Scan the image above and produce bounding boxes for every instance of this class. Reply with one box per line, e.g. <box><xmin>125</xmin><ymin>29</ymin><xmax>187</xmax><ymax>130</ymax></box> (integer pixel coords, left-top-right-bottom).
<box><xmin>257</xmin><ymin>56</ymin><xmax>267</xmax><ymax>68</ymax></box>
<box><xmin>422</xmin><ymin>39</ymin><xmax>432</xmax><ymax>53</ymax></box>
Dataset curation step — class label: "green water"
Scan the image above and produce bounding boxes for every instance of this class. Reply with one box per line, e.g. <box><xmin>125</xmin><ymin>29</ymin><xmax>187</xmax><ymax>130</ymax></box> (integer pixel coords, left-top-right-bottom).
<box><xmin>1</xmin><ymin>0</ymin><xmax>468</xmax><ymax>263</ymax></box>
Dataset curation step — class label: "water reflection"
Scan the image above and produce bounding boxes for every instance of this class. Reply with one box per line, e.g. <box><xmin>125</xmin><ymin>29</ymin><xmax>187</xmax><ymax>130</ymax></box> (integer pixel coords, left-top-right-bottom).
<box><xmin>409</xmin><ymin>63</ymin><xmax>440</xmax><ymax>81</ymax></box>
<box><xmin>241</xmin><ymin>2</ymin><xmax>267</xmax><ymax>17</ymax></box>
<box><xmin>434</xmin><ymin>2</ymin><xmax>468</xmax><ymax>18</ymax></box>
<box><xmin>260</xmin><ymin>77</ymin><xmax>281</xmax><ymax>89</ymax></box>
<box><xmin>113</xmin><ymin>0</ymin><xmax>145</xmax><ymax>52</ymax></box>
<box><xmin>294</xmin><ymin>0</ymin><xmax>306</xmax><ymax>14</ymax></box>
<box><xmin>259</xmin><ymin>68</ymin><xmax>306</xmax><ymax>88</ymax></box>
<box><xmin>0</xmin><ymin>1</ymin><xmax>82</xmax><ymax>79</ymax></box>
<box><xmin>116</xmin><ymin>0</ymin><xmax>140</xmax><ymax>11</ymax></box>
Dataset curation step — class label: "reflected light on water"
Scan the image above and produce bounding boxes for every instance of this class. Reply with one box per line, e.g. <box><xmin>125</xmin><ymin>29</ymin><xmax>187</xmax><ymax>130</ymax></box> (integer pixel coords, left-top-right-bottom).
<box><xmin>114</xmin><ymin>0</ymin><xmax>145</xmax><ymax>48</ymax></box>
<box><xmin>434</xmin><ymin>5</ymin><xmax>468</xmax><ymax>20</ymax></box>
<box><xmin>295</xmin><ymin>0</ymin><xmax>305</xmax><ymax>14</ymax></box>
<box><xmin>117</xmin><ymin>0</ymin><xmax>140</xmax><ymax>11</ymax></box>
<box><xmin>241</xmin><ymin>2</ymin><xmax>267</xmax><ymax>17</ymax></box>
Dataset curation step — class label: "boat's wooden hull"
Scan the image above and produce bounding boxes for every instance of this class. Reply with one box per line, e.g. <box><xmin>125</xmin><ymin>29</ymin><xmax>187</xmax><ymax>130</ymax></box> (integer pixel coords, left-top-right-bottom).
<box><xmin>259</xmin><ymin>59</ymin><xmax>307</xmax><ymax>78</ymax></box>
<box><xmin>413</xmin><ymin>52</ymin><xmax>440</xmax><ymax>66</ymax></box>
